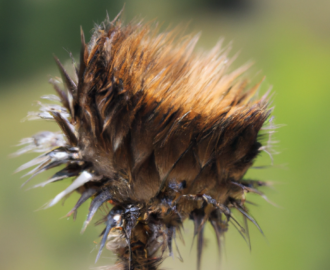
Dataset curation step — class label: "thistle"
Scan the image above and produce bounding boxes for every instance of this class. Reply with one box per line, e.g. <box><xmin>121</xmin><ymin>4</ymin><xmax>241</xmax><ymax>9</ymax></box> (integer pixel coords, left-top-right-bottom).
<box><xmin>15</xmin><ymin>13</ymin><xmax>274</xmax><ymax>270</ymax></box>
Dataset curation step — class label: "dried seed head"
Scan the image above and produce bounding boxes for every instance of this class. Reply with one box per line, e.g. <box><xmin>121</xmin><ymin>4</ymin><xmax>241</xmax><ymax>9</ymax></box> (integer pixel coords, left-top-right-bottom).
<box><xmin>15</xmin><ymin>13</ymin><xmax>275</xmax><ymax>270</ymax></box>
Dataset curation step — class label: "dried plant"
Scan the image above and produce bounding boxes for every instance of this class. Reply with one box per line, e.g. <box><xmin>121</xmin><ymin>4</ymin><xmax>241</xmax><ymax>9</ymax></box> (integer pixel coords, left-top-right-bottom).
<box><xmin>15</xmin><ymin>13</ymin><xmax>275</xmax><ymax>270</ymax></box>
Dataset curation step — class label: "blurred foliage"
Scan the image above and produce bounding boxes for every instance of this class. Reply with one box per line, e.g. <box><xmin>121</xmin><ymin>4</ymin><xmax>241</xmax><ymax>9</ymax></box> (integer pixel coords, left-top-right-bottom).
<box><xmin>1</xmin><ymin>0</ymin><xmax>330</xmax><ymax>270</ymax></box>
<box><xmin>0</xmin><ymin>0</ymin><xmax>122</xmax><ymax>85</ymax></box>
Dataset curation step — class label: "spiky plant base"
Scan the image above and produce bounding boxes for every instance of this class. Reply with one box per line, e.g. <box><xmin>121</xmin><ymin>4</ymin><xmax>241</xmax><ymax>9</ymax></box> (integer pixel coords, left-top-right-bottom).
<box><xmin>15</xmin><ymin>14</ymin><xmax>273</xmax><ymax>270</ymax></box>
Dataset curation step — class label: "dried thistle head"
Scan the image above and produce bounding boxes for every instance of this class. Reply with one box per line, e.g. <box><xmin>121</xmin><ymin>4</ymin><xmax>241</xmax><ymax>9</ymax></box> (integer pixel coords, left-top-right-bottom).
<box><xmin>15</xmin><ymin>13</ymin><xmax>275</xmax><ymax>270</ymax></box>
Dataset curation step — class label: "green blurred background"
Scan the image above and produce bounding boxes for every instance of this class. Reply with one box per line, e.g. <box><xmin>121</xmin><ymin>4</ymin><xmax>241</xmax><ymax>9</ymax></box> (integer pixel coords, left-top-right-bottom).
<box><xmin>1</xmin><ymin>0</ymin><xmax>329</xmax><ymax>269</ymax></box>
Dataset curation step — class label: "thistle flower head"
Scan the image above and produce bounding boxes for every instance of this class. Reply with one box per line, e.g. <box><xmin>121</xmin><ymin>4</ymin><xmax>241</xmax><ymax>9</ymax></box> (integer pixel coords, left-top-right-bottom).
<box><xmin>15</xmin><ymin>14</ymin><xmax>274</xmax><ymax>270</ymax></box>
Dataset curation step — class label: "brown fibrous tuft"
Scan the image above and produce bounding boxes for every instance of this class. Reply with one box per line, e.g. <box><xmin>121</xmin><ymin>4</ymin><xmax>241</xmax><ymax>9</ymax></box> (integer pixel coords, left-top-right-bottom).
<box><xmin>15</xmin><ymin>14</ymin><xmax>275</xmax><ymax>270</ymax></box>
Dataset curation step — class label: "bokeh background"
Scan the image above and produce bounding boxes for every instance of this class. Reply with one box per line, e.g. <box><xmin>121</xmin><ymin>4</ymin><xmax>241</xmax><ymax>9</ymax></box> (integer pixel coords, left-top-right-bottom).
<box><xmin>1</xmin><ymin>0</ymin><xmax>330</xmax><ymax>270</ymax></box>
